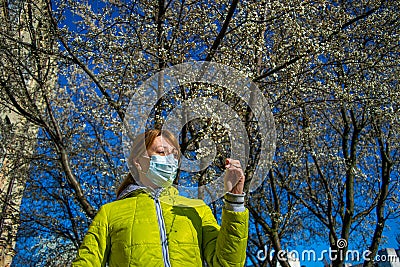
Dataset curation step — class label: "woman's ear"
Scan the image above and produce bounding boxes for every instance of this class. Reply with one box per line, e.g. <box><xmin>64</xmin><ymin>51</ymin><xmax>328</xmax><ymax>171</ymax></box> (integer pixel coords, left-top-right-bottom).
<box><xmin>135</xmin><ymin>156</ymin><xmax>150</xmax><ymax>172</ymax></box>
<box><xmin>134</xmin><ymin>161</ymin><xmax>142</xmax><ymax>171</ymax></box>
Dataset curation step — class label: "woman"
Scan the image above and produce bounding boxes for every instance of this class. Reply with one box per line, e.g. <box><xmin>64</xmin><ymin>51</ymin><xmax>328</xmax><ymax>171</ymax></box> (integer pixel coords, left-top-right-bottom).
<box><xmin>72</xmin><ymin>129</ymin><xmax>248</xmax><ymax>266</ymax></box>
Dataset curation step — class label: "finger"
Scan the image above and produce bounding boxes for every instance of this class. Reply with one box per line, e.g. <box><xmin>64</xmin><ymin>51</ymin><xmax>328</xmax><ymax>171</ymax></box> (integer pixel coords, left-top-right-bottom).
<box><xmin>226</xmin><ymin>164</ymin><xmax>241</xmax><ymax>170</ymax></box>
<box><xmin>228</xmin><ymin>162</ymin><xmax>242</xmax><ymax>169</ymax></box>
<box><xmin>225</xmin><ymin>158</ymin><xmax>241</xmax><ymax>169</ymax></box>
<box><xmin>230</xmin><ymin>163</ymin><xmax>241</xmax><ymax>168</ymax></box>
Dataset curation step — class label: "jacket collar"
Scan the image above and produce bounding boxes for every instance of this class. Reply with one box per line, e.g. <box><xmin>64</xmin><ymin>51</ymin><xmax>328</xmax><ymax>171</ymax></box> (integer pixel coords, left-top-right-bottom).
<box><xmin>117</xmin><ymin>184</ymin><xmax>147</xmax><ymax>200</ymax></box>
<box><xmin>117</xmin><ymin>184</ymin><xmax>179</xmax><ymax>200</ymax></box>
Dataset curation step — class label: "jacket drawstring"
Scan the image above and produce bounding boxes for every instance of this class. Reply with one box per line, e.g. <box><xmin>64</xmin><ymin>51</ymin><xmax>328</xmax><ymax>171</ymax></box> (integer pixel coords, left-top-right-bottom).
<box><xmin>154</xmin><ymin>190</ymin><xmax>172</xmax><ymax>267</ymax></box>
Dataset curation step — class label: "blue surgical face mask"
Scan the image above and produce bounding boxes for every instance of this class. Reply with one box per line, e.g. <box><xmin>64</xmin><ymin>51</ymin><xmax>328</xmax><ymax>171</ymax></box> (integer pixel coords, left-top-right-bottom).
<box><xmin>145</xmin><ymin>154</ymin><xmax>178</xmax><ymax>188</ymax></box>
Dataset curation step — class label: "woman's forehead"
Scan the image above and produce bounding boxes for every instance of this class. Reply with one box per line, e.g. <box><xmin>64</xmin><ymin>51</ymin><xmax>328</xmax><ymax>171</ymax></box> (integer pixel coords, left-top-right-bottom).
<box><xmin>151</xmin><ymin>136</ymin><xmax>175</xmax><ymax>149</ymax></box>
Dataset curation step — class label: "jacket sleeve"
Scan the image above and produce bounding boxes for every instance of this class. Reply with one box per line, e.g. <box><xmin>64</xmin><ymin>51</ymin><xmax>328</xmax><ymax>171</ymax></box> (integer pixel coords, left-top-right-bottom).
<box><xmin>72</xmin><ymin>206</ymin><xmax>110</xmax><ymax>267</ymax></box>
<box><xmin>202</xmin><ymin>202</ymin><xmax>249</xmax><ymax>266</ymax></box>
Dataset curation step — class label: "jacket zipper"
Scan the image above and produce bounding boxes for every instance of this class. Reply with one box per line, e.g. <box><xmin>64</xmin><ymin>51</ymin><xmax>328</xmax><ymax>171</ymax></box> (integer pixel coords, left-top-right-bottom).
<box><xmin>154</xmin><ymin>196</ymin><xmax>172</xmax><ymax>267</ymax></box>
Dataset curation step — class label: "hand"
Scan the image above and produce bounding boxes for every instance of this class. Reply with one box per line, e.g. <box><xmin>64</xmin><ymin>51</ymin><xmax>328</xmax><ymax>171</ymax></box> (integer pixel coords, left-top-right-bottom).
<box><xmin>224</xmin><ymin>158</ymin><xmax>245</xmax><ymax>194</ymax></box>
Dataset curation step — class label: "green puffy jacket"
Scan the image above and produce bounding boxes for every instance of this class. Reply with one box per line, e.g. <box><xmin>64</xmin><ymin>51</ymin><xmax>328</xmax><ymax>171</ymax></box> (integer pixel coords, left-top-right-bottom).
<box><xmin>72</xmin><ymin>186</ymin><xmax>249</xmax><ymax>266</ymax></box>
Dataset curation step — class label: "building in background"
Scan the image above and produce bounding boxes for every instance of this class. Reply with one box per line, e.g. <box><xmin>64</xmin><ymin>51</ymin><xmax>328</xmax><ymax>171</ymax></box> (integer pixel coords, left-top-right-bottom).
<box><xmin>0</xmin><ymin>0</ymin><xmax>54</xmax><ymax>265</ymax></box>
<box><xmin>0</xmin><ymin>113</ymin><xmax>25</xmax><ymax>267</ymax></box>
